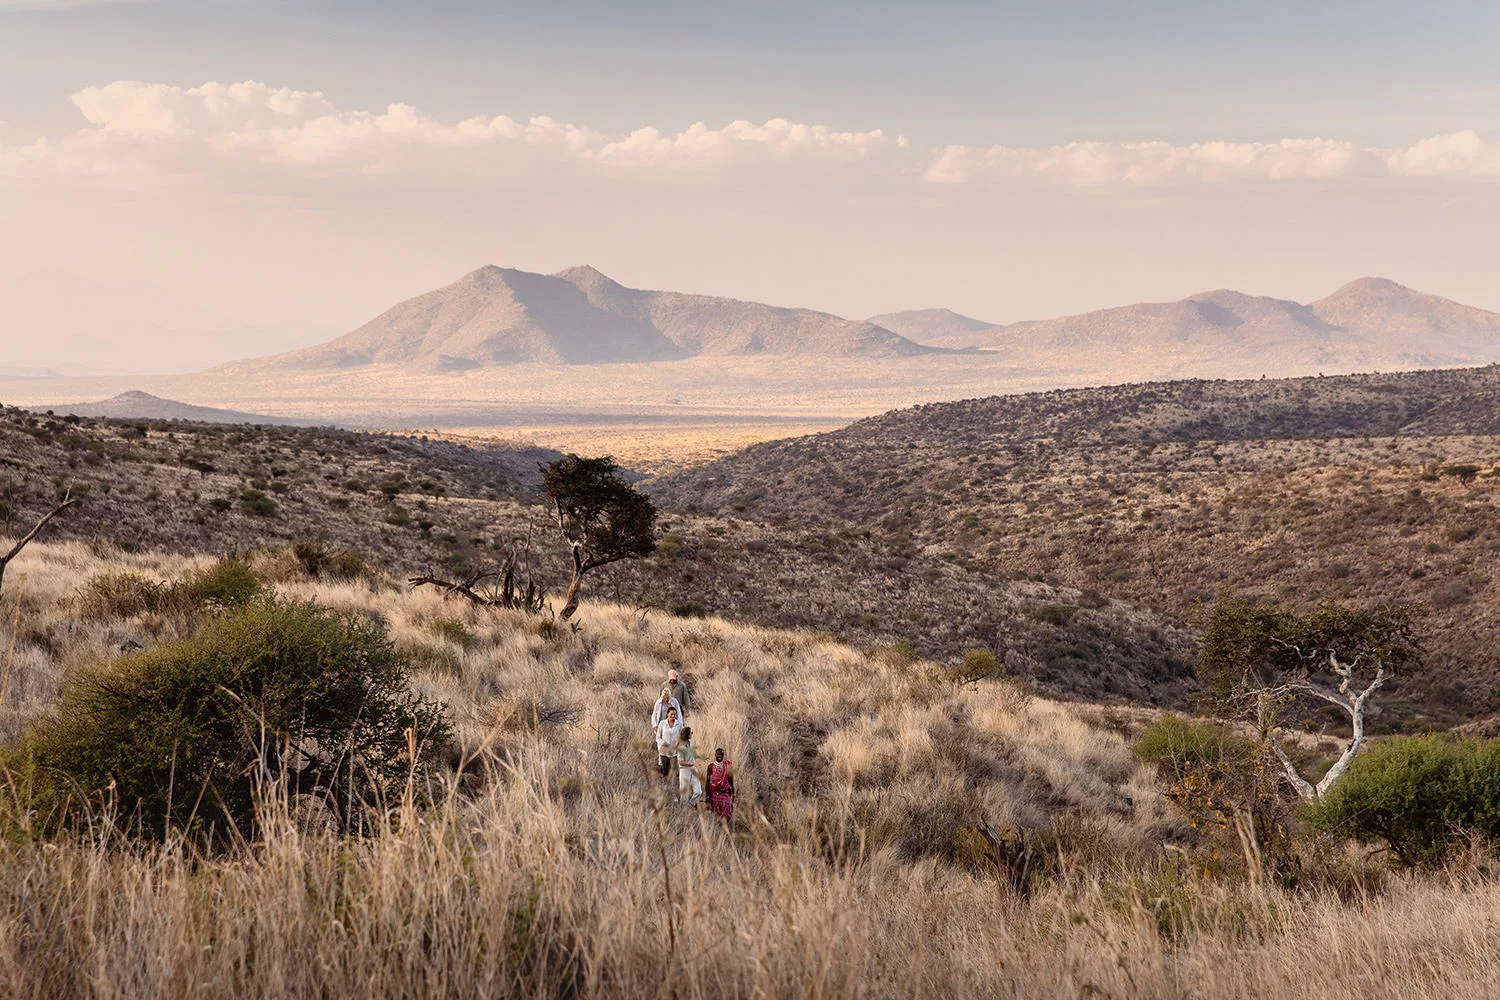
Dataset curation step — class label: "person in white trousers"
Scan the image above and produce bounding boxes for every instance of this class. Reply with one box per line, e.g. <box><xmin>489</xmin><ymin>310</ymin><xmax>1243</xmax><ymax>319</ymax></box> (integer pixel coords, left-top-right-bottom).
<box><xmin>676</xmin><ymin>726</ymin><xmax>703</xmax><ymax>805</ymax></box>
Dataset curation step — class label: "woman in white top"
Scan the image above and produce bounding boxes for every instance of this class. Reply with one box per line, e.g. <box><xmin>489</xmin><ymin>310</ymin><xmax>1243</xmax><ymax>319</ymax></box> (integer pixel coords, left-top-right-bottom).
<box><xmin>676</xmin><ymin>726</ymin><xmax>703</xmax><ymax>805</ymax></box>
<box><xmin>650</xmin><ymin>686</ymin><xmax>681</xmax><ymax>731</ymax></box>
<box><xmin>654</xmin><ymin>707</ymin><xmax>683</xmax><ymax>778</ymax></box>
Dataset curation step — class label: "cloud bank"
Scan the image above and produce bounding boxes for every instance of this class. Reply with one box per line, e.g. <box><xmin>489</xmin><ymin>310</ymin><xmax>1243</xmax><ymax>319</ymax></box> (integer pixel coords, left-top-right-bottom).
<box><xmin>3</xmin><ymin>80</ymin><xmax>1498</xmax><ymax>190</ymax></box>
<box><xmin>925</xmin><ymin>133</ymin><xmax>1500</xmax><ymax>184</ymax></box>
<box><xmin>2</xmin><ymin>80</ymin><xmax>897</xmax><ymax>184</ymax></box>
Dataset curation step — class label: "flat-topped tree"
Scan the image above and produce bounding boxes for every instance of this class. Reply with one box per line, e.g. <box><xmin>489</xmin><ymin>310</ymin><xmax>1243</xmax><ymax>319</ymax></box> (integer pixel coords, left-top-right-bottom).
<box><xmin>1198</xmin><ymin>598</ymin><xmax>1424</xmax><ymax>801</ymax></box>
<box><xmin>542</xmin><ymin>455</ymin><xmax>657</xmax><ymax>620</ymax></box>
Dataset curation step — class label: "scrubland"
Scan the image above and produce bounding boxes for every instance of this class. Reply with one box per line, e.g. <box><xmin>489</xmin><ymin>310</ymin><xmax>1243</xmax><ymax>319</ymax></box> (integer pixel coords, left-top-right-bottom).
<box><xmin>658</xmin><ymin>368</ymin><xmax>1500</xmax><ymax>724</ymax></box>
<box><xmin>0</xmin><ymin>405</ymin><xmax>1198</xmax><ymax>707</ymax></box>
<box><xmin>3</xmin><ymin>540</ymin><xmax>1500</xmax><ymax>999</ymax></box>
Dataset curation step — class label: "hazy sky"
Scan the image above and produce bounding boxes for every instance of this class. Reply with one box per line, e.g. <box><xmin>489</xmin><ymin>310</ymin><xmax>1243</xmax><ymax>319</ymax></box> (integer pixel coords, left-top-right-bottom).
<box><xmin>2</xmin><ymin>0</ymin><xmax>1499</xmax><ymax>372</ymax></box>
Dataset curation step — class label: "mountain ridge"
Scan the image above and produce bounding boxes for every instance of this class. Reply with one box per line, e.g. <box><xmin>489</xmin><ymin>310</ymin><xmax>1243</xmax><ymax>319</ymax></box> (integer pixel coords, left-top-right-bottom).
<box><xmin>215</xmin><ymin>270</ymin><xmax>1500</xmax><ymax>380</ymax></box>
<box><xmin>224</xmin><ymin>265</ymin><xmax>939</xmax><ymax>373</ymax></box>
<box><xmin>910</xmin><ymin>278</ymin><xmax>1500</xmax><ymax>372</ymax></box>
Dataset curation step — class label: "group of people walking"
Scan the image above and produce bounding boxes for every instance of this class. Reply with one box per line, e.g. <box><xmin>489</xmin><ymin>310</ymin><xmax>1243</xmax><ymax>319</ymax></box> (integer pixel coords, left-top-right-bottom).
<box><xmin>650</xmin><ymin>669</ymin><xmax>734</xmax><ymax>821</ymax></box>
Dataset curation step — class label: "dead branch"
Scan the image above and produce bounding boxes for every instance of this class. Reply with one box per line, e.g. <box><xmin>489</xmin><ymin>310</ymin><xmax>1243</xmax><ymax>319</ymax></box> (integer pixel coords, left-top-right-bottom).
<box><xmin>408</xmin><ymin>554</ymin><xmax>546</xmax><ymax>613</ymax></box>
<box><xmin>0</xmin><ymin>496</ymin><xmax>78</xmax><ymax>596</ymax></box>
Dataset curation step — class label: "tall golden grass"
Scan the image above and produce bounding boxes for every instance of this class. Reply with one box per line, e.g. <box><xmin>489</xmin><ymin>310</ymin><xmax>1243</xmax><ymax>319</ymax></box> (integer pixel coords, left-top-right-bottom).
<box><xmin>1</xmin><ymin>539</ymin><xmax>1498</xmax><ymax>998</ymax></box>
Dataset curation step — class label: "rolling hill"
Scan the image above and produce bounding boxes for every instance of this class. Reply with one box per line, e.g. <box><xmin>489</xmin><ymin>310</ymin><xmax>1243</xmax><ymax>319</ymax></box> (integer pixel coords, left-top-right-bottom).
<box><xmin>907</xmin><ymin>278</ymin><xmax>1500</xmax><ymax>376</ymax></box>
<box><xmin>226</xmin><ymin>265</ymin><xmax>938</xmax><ymax>372</ymax></box>
<box><xmin>42</xmin><ymin>391</ymin><xmax>309</xmax><ymax>426</ymax></box>
<box><xmin>865</xmin><ymin>307</ymin><xmax>999</xmax><ymax>343</ymax></box>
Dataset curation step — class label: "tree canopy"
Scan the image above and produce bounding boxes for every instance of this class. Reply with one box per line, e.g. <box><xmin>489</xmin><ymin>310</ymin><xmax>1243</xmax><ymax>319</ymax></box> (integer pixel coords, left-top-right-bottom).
<box><xmin>542</xmin><ymin>454</ymin><xmax>657</xmax><ymax>618</ymax></box>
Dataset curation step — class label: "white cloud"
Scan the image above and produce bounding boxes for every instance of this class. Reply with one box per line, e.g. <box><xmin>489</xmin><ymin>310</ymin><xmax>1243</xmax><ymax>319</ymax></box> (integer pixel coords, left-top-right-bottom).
<box><xmin>1</xmin><ymin>80</ymin><xmax>895</xmax><ymax>185</ymax></box>
<box><xmin>1385</xmin><ymin>129</ymin><xmax>1500</xmax><ymax>178</ymax></box>
<box><xmin>2</xmin><ymin>80</ymin><xmax>1498</xmax><ymax>191</ymax></box>
<box><xmin>922</xmin><ymin>135</ymin><xmax>1500</xmax><ymax>185</ymax></box>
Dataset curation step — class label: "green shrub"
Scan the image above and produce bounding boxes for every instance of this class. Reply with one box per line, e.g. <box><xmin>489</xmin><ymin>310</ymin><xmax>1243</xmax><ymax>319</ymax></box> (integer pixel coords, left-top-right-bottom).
<box><xmin>239</xmin><ymin>488</ymin><xmax>277</xmax><ymax>517</ymax></box>
<box><xmin>1310</xmin><ymin>735</ymin><xmax>1500</xmax><ymax>866</ymax></box>
<box><xmin>1135</xmin><ymin>716</ymin><xmax>1291</xmax><ymax>870</ymax></box>
<box><xmin>78</xmin><ymin>559</ymin><xmax>260</xmax><ymax>620</ymax></box>
<box><xmin>1136</xmin><ymin>715</ymin><xmax>1251</xmax><ymax>778</ymax></box>
<box><xmin>177</xmin><ymin>558</ymin><xmax>262</xmax><ymax>609</ymax></box>
<box><xmin>951</xmin><ymin>648</ymin><xmax>1001</xmax><ymax>685</ymax></box>
<box><xmin>15</xmin><ymin>599</ymin><xmax>451</xmax><ymax>843</ymax></box>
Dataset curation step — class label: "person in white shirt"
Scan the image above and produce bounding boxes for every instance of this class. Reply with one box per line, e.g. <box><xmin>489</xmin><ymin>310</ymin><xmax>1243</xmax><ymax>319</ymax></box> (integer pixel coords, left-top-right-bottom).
<box><xmin>654</xmin><ymin>707</ymin><xmax>683</xmax><ymax>778</ymax></box>
<box><xmin>676</xmin><ymin>726</ymin><xmax>703</xmax><ymax>805</ymax></box>
<box><xmin>651</xmin><ymin>686</ymin><xmax>681</xmax><ymax>731</ymax></box>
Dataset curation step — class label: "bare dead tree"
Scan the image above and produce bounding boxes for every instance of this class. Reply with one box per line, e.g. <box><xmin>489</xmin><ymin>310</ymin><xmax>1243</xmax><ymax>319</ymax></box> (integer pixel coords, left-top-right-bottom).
<box><xmin>0</xmin><ymin>496</ymin><xmax>78</xmax><ymax>597</ymax></box>
<box><xmin>1257</xmin><ymin>655</ymin><xmax>1369</xmax><ymax>799</ymax></box>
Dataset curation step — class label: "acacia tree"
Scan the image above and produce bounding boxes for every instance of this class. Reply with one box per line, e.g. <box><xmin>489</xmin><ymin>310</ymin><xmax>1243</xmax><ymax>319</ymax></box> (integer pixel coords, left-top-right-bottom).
<box><xmin>0</xmin><ymin>496</ymin><xmax>78</xmax><ymax>597</ymax></box>
<box><xmin>542</xmin><ymin>455</ymin><xmax>656</xmax><ymax>620</ymax></box>
<box><xmin>1198</xmin><ymin>598</ymin><xmax>1423</xmax><ymax>801</ymax></box>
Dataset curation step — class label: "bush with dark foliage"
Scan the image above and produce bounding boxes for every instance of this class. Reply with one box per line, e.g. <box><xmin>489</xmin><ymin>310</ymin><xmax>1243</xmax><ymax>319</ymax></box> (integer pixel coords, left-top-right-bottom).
<box><xmin>1310</xmin><ymin>735</ymin><xmax>1500</xmax><ymax>866</ymax></box>
<box><xmin>14</xmin><ymin>599</ymin><xmax>451</xmax><ymax>844</ymax></box>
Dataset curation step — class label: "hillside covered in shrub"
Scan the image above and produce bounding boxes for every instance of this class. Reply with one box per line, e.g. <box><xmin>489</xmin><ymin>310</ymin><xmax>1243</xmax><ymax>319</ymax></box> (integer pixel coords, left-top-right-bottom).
<box><xmin>655</xmin><ymin>367</ymin><xmax>1500</xmax><ymax>724</ymax></box>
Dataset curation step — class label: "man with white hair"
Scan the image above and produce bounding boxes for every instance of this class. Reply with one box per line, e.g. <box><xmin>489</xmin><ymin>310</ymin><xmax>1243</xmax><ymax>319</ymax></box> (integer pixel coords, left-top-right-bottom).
<box><xmin>665</xmin><ymin>668</ymin><xmax>690</xmax><ymax>717</ymax></box>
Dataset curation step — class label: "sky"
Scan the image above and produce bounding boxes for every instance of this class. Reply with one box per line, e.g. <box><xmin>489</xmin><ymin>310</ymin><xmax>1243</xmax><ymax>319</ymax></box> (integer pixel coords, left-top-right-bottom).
<box><xmin>2</xmin><ymin>0</ymin><xmax>1499</xmax><ymax>373</ymax></box>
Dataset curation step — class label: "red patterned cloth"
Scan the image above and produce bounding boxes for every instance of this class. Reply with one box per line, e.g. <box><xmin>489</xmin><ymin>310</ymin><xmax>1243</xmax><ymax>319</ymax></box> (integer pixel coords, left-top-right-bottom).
<box><xmin>707</xmin><ymin>760</ymin><xmax>734</xmax><ymax>821</ymax></box>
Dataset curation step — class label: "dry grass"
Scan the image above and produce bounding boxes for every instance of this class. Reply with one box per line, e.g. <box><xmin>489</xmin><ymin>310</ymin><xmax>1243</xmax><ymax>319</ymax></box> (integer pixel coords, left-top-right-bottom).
<box><xmin>436</xmin><ymin>419</ymin><xmax>848</xmax><ymax>476</ymax></box>
<box><xmin>2</xmin><ymin>539</ymin><xmax>1499</xmax><ymax>997</ymax></box>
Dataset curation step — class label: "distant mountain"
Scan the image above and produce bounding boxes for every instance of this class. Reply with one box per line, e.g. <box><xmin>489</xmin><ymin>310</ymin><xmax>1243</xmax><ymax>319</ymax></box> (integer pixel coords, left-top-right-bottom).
<box><xmin>217</xmin><ymin>270</ymin><xmax>1500</xmax><ymax>381</ymax></box>
<box><xmin>226</xmin><ymin>265</ymin><xmax>938</xmax><ymax>372</ymax></box>
<box><xmin>865</xmin><ymin>308</ymin><xmax>999</xmax><ymax>343</ymax></box>
<box><xmin>42</xmin><ymin>391</ymin><xmax>307</xmax><ymax>426</ymax></box>
<box><xmin>1309</xmin><ymin>277</ymin><xmax>1500</xmax><ymax>361</ymax></box>
<box><xmin>909</xmin><ymin>278</ymin><xmax>1500</xmax><ymax>376</ymax></box>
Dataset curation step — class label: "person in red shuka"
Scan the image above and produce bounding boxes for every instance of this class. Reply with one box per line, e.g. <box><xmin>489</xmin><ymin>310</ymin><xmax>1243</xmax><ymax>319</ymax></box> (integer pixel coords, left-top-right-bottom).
<box><xmin>707</xmin><ymin>747</ymin><xmax>734</xmax><ymax>822</ymax></box>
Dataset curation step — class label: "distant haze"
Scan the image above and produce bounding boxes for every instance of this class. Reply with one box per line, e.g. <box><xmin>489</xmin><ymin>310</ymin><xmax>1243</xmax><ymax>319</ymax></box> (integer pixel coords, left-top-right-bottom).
<box><xmin>874</xmin><ymin>277</ymin><xmax>1500</xmax><ymax>373</ymax></box>
<box><xmin>3</xmin><ymin>75</ymin><xmax>1500</xmax><ymax>374</ymax></box>
<box><xmin>224</xmin><ymin>267</ymin><xmax>1500</xmax><ymax>379</ymax></box>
